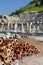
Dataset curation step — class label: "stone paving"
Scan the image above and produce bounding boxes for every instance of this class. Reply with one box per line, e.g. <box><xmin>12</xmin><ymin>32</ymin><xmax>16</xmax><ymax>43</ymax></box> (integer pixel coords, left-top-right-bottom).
<box><xmin>11</xmin><ymin>54</ymin><xmax>43</xmax><ymax>65</ymax></box>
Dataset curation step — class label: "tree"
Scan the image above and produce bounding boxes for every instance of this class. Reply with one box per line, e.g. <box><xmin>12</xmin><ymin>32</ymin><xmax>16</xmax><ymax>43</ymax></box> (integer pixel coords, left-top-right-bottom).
<box><xmin>14</xmin><ymin>9</ymin><xmax>23</xmax><ymax>15</ymax></box>
<box><xmin>41</xmin><ymin>0</ymin><xmax>43</xmax><ymax>5</ymax></box>
<box><xmin>9</xmin><ymin>12</ymin><xmax>15</xmax><ymax>16</ymax></box>
<box><xmin>34</xmin><ymin>0</ymin><xmax>39</xmax><ymax>6</ymax></box>
<box><xmin>33</xmin><ymin>0</ymin><xmax>43</xmax><ymax>6</ymax></box>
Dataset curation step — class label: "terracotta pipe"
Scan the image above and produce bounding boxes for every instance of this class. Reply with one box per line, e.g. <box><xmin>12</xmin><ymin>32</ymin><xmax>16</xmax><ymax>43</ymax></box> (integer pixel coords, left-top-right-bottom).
<box><xmin>0</xmin><ymin>45</ymin><xmax>6</xmax><ymax>50</ymax></box>
<box><xmin>0</xmin><ymin>52</ymin><xmax>5</xmax><ymax>58</ymax></box>
<box><xmin>5</xmin><ymin>61</ymin><xmax>10</xmax><ymax>65</ymax></box>
<box><xmin>0</xmin><ymin>38</ymin><xmax>3</xmax><ymax>45</ymax></box>
<box><xmin>0</xmin><ymin>38</ymin><xmax>40</xmax><ymax>65</ymax></box>
<box><xmin>17</xmin><ymin>54</ymin><xmax>22</xmax><ymax>59</ymax></box>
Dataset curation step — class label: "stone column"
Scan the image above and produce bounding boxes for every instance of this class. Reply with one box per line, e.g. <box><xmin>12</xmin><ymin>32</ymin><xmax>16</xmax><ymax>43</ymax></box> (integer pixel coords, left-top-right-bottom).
<box><xmin>8</xmin><ymin>19</ymin><xmax>11</xmax><ymax>32</ymax></box>
<box><xmin>33</xmin><ymin>25</ymin><xmax>35</xmax><ymax>33</ymax></box>
<box><xmin>11</xmin><ymin>23</ymin><xmax>13</xmax><ymax>30</ymax></box>
<box><xmin>37</xmin><ymin>20</ymin><xmax>39</xmax><ymax>32</ymax></box>
<box><xmin>2</xmin><ymin>23</ymin><xmax>4</xmax><ymax>31</ymax></box>
<box><xmin>22</xmin><ymin>23</ymin><xmax>25</xmax><ymax>33</ymax></box>
<box><xmin>8</xmin><ymin>23</ymin><xmax>10</xmax><ymax>32</ymax></box>
<box><xmin>15</xmin><ymin>22</ymin><xmax>17</xmax><ymax>32</ymax></box>
<box><xmin>27</xmin><ymin>22</ymin><xmax>29</xmax><ymax>32</ymax></box>
<box><xmin>37</xmin><ymin>26</ymin><xmax>39</xmax><ymax>33</ymax></box>
<box><xmin>30</xmin><ymin>22</ymin><xmax>32</xmax><ymax>33</ymax></box>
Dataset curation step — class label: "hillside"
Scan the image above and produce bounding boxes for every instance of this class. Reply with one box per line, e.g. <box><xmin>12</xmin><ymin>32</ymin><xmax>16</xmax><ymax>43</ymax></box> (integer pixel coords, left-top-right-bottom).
<box><xmin>10</xmin><ymin>0</ymin><xmax>43</xmax><ymax>15</ymax></box>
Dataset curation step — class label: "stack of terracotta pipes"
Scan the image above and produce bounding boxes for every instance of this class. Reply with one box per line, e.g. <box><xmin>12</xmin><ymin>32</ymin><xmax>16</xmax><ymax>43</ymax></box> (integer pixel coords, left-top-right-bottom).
<box><xmin>0</xmin><ymin>38</ymin><xmax>40</xmax><ymax>65</ymax></box>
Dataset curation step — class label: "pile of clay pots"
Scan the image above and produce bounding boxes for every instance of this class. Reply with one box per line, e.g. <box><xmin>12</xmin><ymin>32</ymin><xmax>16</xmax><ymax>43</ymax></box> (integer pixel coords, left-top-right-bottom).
<box><xmin>0</xmin><ymin>38</ymin><xmax>40</xmax><ymax>65</ymax></box>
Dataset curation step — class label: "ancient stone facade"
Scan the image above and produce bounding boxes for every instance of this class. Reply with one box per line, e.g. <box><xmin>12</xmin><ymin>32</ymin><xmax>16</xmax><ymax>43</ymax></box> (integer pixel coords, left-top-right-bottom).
<box><xmin>0</xmin><ymin>12</ymin><xmax>43</xmax><ymax>34</ymax></box>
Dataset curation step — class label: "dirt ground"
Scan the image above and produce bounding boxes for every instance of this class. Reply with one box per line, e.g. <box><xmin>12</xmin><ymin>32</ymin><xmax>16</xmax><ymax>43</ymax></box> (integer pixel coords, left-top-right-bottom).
<box><xmin>19</xmin><ymin>36</ymin><xmax>43</xmax><ymax>55</ymax></box>
<box><xmin>11</xmin><ymin>36</ymin><xmax>43</xmax><ymax>65</ymax></box>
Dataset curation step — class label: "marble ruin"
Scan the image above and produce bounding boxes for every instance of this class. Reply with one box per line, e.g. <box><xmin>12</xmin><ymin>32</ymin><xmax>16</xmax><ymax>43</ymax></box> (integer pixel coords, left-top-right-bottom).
<box><xmin>0</xmin><ymin>12</ymin><xmax>43</xmax><ymax>34</ymax></box>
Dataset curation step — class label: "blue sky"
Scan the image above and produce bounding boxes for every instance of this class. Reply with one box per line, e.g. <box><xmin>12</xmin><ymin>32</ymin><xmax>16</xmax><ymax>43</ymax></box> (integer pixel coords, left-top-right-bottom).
<box><xmin>0</xmin><ymin>0</ymin><xmax>32</xmax><ymax>15</ymax></box>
